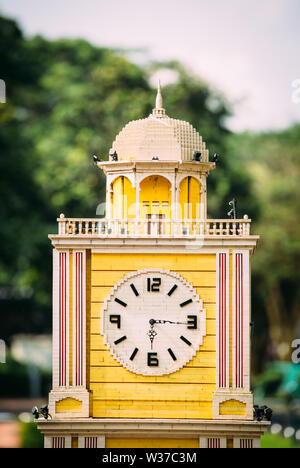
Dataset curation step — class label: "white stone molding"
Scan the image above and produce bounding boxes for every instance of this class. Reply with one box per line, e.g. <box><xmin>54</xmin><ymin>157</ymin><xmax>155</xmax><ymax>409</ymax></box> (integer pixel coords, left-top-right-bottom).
<box><xmin>199</xmin><ymin>437</ymin><xmax>227</xmax><ymax>448</ymax></box>
<box><xmin>176</xmin><ymin>173</ymin><xmax>202</xmax><ymax>187</ymax></box>
<box><xmin>107</xmin><ymin>172</ymin><xmax>135</xmax><ymax>189</ymax></box>
<box><xmin>38</xmin><ymin>418</ymin><xmax>269</xmax><ymax>448</ymax></box>
<box><xmin>72</xmin><ymin>250</ymin><xmax>87</xmax><ymax>388</ymax></box>
<box><xmin>49</xmin><ymin>249</ymin><xmax>90</xmax><ymax>419</ymax></box>
<box><xmin>138</xmin><ymin>172</ymin><xmax>174</xmax><ymax>187</ymax></box>
<box><xmin>213</xmin><ymin>250</ymin><xmax>253</xmax><ymax>420</ymax></box>
<box><xmin>215</xmin><ymin>251</ymin><xmax>230</xmax><ymax>389</ymax></box>
<box><xmin>212</xmin><ymin>388</ymin><xmax>253</xmax><ymax>420</ymax></box>
<box><xmin>52</xmin><ymin>249</ymin><xmax>70</xmax><ymax>389</ymax></box>
<box><xmin>78</xmin><ymin>436</ymin><xmax>105</xmax><ymax>448</ymax></box>
<box><xmin>49</xmin><ymin>388</ymin><xmax>90</xmax><ymax>419</ymax></box>
<box><xmin>232</xmin><ymin>250</ymin><xmax>251</xmax><ymax>391</ymax></box>
<box><xmin>45</xmin><ymin>436</ymin><xmax>72</xmax><ymax>449</ymax></box>
<box><xmin>234</xmin><ymin>437</ymin><xmax>260</xmax><ymax>449</ymax></box>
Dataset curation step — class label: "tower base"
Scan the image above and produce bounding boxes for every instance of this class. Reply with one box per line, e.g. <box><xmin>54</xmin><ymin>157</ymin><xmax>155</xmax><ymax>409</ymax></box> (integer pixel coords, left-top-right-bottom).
<box><xmin>38</xmin><ymin>418</ymin><xmax>269</xmax><ymax>448</ymax></box>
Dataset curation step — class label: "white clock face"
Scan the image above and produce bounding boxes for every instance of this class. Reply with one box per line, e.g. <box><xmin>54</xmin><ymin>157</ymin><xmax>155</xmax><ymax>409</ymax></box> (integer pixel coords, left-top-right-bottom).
<box><xmin>100</xmin><ymin>269</ymin><xmax>206</xmax><ymax>376</ymax></box>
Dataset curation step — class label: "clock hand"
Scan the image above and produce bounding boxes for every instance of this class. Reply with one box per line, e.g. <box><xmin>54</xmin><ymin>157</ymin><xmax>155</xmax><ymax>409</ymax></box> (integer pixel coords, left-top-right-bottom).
<box><xmin>147</xmin><ymin>323</ymin><xmax>157</xmax><ymax>350</ymax></box>
<box><xmin>149</xmin><ymin>319</ymin><xmax>188</xmax><ymax>325</ymax></box>
<box><xmin>147</xmin><ymin>319</ymin><xmax>189</xmax><ymax>350</ymax></box>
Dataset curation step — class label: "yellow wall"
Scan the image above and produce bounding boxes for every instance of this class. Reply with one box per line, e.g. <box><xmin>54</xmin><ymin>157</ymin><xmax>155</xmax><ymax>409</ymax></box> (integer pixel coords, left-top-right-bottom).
<box><xmin>112</xmin><ymin>176</ymin><xmax>136</xmax><ymax>219</ymax></box>
<box><xmin>140</xmin><ymin>176</ymin><xmax>171</xmax><ymax>219</ymax></box>
<box><xmin>106</xmin><ymin>438</ymin><xmax>199</xmax><ymax>448</ymax></box>
<box><xmin>179</xmin><ymin>177</ymin><xmax>200</xmax><ymax>219</ymax></box>
<box><xmin>219</xmin><ymin>399</ymin><xmax>247</xmax><ymax>416</ymax></box>
<box><xmin>56</xmin><ymin>398</ymin><xmax>82</xmax><ymax>413</ymax></box>
<box><xmin>88</xmin><ymin>252</ymin><xmax>216</xmax><ymax>420</ymax></box>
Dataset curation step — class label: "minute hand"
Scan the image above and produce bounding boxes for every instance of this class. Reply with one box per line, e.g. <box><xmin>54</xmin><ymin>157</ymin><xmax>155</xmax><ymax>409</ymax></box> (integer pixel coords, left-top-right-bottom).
<box><xmin>150</xmin><ymin>319</ymin><xmax>188</xmax><ymax>325</ymax></box>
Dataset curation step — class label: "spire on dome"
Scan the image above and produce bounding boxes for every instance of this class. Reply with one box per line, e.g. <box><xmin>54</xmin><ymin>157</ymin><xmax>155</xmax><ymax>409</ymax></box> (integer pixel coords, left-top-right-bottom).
<box><xmin>152</xmin><ymin>80</ymin><xmax>166</xmax><ymax>118</ymax></box>
<box><xmin>156</xmin><ymin>80</ymin><xmax>163</xmax><ymax>109</ymax></box>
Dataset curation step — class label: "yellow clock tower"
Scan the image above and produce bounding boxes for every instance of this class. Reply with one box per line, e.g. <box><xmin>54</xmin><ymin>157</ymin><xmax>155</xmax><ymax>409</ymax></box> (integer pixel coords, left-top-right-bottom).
<box><xmin>39</xmin><ymin>85</ymin><xmax>268</xmax><ymax>448</ymax></box>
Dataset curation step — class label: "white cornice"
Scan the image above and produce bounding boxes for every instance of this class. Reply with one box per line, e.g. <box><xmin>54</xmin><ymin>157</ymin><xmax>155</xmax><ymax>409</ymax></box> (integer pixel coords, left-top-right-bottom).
<box><xmin>38</xmin><ymin>417</ymin><xmax>269</xmax><ymax>438</ymax></box>
<box><xmin>98</xmin><ymin>160</ymin><xmax>215</xmax><ymax>176</ymax></box>
<box><xmin>48</xmin><ymin>235</ymin><xmax>259</xmax><ymax>253</ymax></box>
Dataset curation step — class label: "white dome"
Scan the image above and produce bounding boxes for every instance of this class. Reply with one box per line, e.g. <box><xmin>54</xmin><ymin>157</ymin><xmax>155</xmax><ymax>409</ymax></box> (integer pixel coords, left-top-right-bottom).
<box><xmin>112</xmin><ymin>84</ymin><xmax>209</xmax><ymax>162</ymax></box>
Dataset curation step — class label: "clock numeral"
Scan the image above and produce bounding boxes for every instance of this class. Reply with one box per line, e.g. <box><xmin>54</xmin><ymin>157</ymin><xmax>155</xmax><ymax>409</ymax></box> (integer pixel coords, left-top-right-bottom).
<box><xmin>187</xmin><ymin>315</ymin><xmax>197</xmax><ymax>330</ymax></box>
<box><xmin>167</xmin><ymin>284</ymin><xmax>178</xmax><ymax>296</ymax></box>
<box><xmin>109</xmin><ymin>315</ymin><xmax>121</xmax><ymax>329</ymax></box>
<box><xmin>180</xmin><ymin>336</ymin><xmax>192</xmax><ymax>346</ymax></box>
<box><xmin>168</xmin><ymin>348</ymin><xmax>177</xmax><ymax>361</ymax></box>
<box><xmin>130</xmin><ymin>283</ymin><xmax>139</xmax><ymax>297</ymax></box>
<box><xmin>115</xmin><ymin>298</ymin><xmax>127</xmax><ymax>307</ymax></box>
<box><xmin>147</xmin><ymin>352</ymin><xmax>159</xmax><ymax>367</ymax></box>
<box><xmin>180</xmin><ymin>299</ymin><xmax>193</xmax><ymax>308</ymax></box>
<box><xmin>130</xmin><ymin>348</ymin><xmax>139</xmax><ymax>361</ymax></box>
<box><xmin>147</xmin><ymin>278</ymin><xmax>161</xmax><ymax>292</ymax></box>
<box><xmin>114</xmin><ymin>336</ymin><xmax>127</xmax><ymax>345</ymax></box>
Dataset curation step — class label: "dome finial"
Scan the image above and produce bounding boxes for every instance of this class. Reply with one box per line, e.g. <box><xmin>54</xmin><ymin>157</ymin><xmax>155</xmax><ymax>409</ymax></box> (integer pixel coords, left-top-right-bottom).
<box><xmin>156</xmin><ymin>80</ymin><xmax>163</xmax><ymax>109</ymax></box>
<box><xmin>152</xmin><ymin>79</ymin><xmax>166</xmax><ymax>118</ymax></box>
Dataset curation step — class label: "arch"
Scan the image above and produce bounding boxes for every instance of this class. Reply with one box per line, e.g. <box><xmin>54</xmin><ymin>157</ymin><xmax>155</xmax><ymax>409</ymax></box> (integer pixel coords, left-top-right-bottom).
<box><xmin>177</xmin><ymin>173</ymin><xmax>202</xmax><ymax>187</ymax></box>
<box><xmin>179</xmin><ymin>176</ymin><xmax>201</xmax><ymax>219</ymax></box>
<box><xmin>111</xmin><ymin>176</ymin><xmax>136</xmax><ymax>219</ymax></box>
<box><xmin>139</xmin><ymin>175</ymin><xmax>172</xmax><ymax>220</ymax></box>
<box><xmin>109</xmin><ymin>173</ymin><xmax>135</xmax><ymax>189</ymax></box>
<box><xmin>138</xmin><ymin>172</ymin><xmax>174</xmax><ymax>187</ymax></box>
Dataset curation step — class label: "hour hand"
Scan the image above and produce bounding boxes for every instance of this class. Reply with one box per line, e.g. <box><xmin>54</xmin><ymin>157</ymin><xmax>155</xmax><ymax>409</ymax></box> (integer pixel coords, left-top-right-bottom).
<box><xmin>147</xmin><ymin>324</ymin><xmax>157</xmax><ymax>350</ymax></box>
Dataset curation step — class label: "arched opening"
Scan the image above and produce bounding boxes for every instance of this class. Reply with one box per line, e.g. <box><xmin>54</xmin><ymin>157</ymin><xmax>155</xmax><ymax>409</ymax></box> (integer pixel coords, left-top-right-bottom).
<box><xmin>111</xmin><ymin>176</ymin><xmax>136</xmax><ymax>219</ymax></box>
<box><xmin>179</xmin><ymin>177</ymin><xmax>201</xmax><ymax>220</ymax></box>
<box><xmin>139</xmin><ymin>175</ymin><xmax>172</xmax><ymax>234</ymax></box>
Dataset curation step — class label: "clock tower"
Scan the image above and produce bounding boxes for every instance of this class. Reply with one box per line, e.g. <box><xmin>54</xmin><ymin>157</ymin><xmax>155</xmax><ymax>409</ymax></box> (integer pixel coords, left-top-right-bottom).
<box><xmin>38</xmin><ymin>84</ymin><xmax>268</xmax><ymax>448</ymax></box>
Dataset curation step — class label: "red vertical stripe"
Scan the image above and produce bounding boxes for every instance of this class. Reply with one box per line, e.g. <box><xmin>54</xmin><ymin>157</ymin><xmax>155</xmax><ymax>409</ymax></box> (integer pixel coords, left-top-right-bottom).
<box><xmin>75</xmin><ymin>252</ymin><xmax>84</xmax><ymax>386</ymax></box>
<box><xmin>59</xmin><ymin>253</ymin><xmax>67</xmax><ymax>387</ymax></box>
<box><xmin>64</xmin><ymin>252</ymin><xmax>66</xmax><ymax>386</ymax></box>
<box><xmin>219</xmin><ymin>254</ymin><xmax>227</xmax><ymax>388</ymax></box>
<box><xmin>80</xmin><ymin>253</ymin><xmax>83</xmax><ymax>385</ymax></box>
<box><xmin>76</xmin><ymin>253</ymin><xmax>78</xmax><ymax>385</ymax></box>
<box><xmin>53</xmin><ymin>437</ymin><xmax>65</xmax><ymax>449</ymax></box>
<box><xmin>236</xmin><ymin>254</ymin><xmax>244</xmax><ymax>388</ymax></box>
<box><xmin>240</xmin><ymin>254</ymin><xmax>244</xmax><ymax>388</ymax></box>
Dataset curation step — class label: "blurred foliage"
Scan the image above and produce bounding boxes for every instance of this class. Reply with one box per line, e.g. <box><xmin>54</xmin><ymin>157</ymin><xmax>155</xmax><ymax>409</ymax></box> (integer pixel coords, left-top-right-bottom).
<box><xmin>254</xmin><ymin>362</ymin><xmax>300</xmax><ymax>400</ymax></box>
<box><xmin>0</xmin><ymin>15</ymin><xmax>299</xmax><ymax>375</ymax></box>
<box><xmin>0</xmin><ymin>353</ymin><xmax>51</xmax><ymax>398</ymax></box>
<box><xmin>261</xmin><ymin>432</ymin><xmax>300</xmax><ymax>449</ymax></box>
<box><xmin>20</xmin><ymin>422</ymin><xmax>44</xmax><ymax>448</ymax></box>
<box><xmin>227</xmin><ymin>128</ymin><xmax>300</xmax><ymax>370</ymax></box>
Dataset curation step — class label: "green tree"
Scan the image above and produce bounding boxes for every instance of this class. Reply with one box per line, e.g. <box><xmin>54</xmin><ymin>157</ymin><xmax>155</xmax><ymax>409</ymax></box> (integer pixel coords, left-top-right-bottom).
<box><xmin>0</xmin><ymin>15</ymin><xmax>255</xmax><ymax>342</ymax></box>
<box><xmin>227</xmin><ymin>126</ymin><xmax>300</xmax><ymax>369</ymax></box>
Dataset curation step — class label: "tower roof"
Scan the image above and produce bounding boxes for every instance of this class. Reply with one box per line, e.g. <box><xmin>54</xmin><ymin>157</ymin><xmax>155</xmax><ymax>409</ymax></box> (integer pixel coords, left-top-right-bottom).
<box><xmin>111</xmin><ymin>84</ymin><xmax>209</xmax><ymax>162</ymax></box>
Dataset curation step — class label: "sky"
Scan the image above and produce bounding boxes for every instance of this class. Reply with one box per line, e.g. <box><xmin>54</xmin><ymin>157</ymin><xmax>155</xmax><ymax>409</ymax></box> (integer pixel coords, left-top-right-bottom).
<box><xmin>0</xmin><ymin>0</ymin><xmax>300</xmax><ymax>132</ymax></box>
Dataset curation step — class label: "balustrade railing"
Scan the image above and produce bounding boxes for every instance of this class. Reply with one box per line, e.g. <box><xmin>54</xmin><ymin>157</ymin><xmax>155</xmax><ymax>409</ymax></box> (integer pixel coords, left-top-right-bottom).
<box><xmin>56</xmin><ymin>215</ymin><xmax>251</xmax><ymax>237</ymax></box>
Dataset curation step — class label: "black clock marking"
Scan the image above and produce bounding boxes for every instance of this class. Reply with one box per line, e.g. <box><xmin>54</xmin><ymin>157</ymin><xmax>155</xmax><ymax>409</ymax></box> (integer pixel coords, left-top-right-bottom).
<box><xmin>168</xmin><ymin>348</ymin><xmax>177</xmax><ymax>361</ymax></box>
<box><xmin>167</xmin><ymin>284</ymin><xmax>178</xmax><ymax>296</ymax></box>
<box><xmin>109</xmin><ymin>315</ymin><xmax>121</xmax><ymax>328</ymax></box>
<box><xmin>115</xmin><ymin>298</ymin><xmax>127</xmax><ymax>307</ymax></box>
<box><xmin>180</xmin><ymin>336</ymin><xmax>192</xmax><ymax>346</ymax></box>
<box><xmin>147</xmin><ymin>352</ymin><xmax>159</xmax><ymax>367</ymax></box>
<box><xmin>187</xmin><ymin>315</ymin><xmax>197</xmax><ymax>330</ymax></box>
<box><xmin>130</xmin><ymin>348</ymin><xmax>139</xmax><ymax>361</ymax></box>
<box><xmin>114</xmin><ymin>336</ymin><xmax>127</xmax><ymax>345</ymax></box>
<box><xmin>130</xmin><ymin>283</ymin><xmax>139</xmax><ymax>297</ymax></box>
<box><xmin>147</xmin><ymin>278</ymin><xmax>161</xmax><ymax>292</ymax></box>
<box><xmin>180</xmin><ymin>299</ymin><xmax>193</xmax><ymax>308</ymax></box>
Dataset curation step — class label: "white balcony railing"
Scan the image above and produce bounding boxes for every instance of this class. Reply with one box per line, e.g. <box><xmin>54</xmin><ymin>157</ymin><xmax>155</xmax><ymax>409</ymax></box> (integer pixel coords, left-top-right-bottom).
<box><xmin>56</xmin><ymin>215</ymin><xmax>251</xmax><ymax>237</ymax></box>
